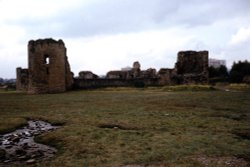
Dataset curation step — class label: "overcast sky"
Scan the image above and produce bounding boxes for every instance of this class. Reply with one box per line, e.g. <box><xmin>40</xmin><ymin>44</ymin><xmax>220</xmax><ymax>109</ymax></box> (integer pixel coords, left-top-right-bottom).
<box><xmin>0</xmin><ymin>0</ymin><xmax>250</xmax><ymax>78</ymax></box>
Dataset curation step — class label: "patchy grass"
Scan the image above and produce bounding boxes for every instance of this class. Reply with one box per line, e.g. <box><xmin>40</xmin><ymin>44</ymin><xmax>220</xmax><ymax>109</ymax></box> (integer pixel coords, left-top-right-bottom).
<box><xmin>227</xmin><ymin>84</ymin><xmax>250</xmax><ymax>91</ymax></box>
<box><xmin>0</xmin><ymin>86</ymin><xmax>249</xmax><ymax>167</ymax></box>
<box><xmin>161</xmin><ymin>85</ymin><xmax>216</xmax><ymax>91</ymax></box>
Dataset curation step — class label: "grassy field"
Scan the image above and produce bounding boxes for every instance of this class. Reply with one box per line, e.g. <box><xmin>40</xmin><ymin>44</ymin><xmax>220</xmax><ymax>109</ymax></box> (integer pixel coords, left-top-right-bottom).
<box><xmin>0</xmin><ymin>86</ymin><xmax>250</xmax><ymax>167</ymax></box>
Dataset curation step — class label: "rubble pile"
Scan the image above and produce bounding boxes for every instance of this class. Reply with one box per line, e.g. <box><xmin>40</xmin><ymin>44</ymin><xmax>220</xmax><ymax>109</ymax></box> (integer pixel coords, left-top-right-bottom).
<box><xmin>0</xmin><ymin>120</ymin><xmax>59</xmax><ymax>165</ymax></box>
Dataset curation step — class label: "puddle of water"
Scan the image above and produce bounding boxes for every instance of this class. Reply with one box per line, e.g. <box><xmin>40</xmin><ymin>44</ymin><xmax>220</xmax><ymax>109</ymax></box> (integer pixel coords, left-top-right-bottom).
<box><xmin>0</xmin><ymin>120</ymin><xmax>60</xmax><ymax>165</ymax></box>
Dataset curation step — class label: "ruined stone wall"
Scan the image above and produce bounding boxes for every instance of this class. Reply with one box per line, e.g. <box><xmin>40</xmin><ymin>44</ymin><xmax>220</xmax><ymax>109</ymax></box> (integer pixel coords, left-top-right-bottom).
<box><xmin>140</xmin><ymin>69</ymin><xmax>156</xmax><ymax>79</ymax></box>
<box><xmin>175</xmin><ymin>51</ymin><xmax>209</xmax><ymax>84</ymax></box>
<box><xmin>106</xmin><ymin>62</ymin><xmax>157</xmax><ymax>80</ymax></box>
<box><xmin>27</xmin><ymin>39</ymin><xmax>73</xmax><ymax>94</ymax></box>
<box><xmin>73</xmin><ymin>78</ymin><xmax>159</xmax><ymax>89</ymax></box>
<box><xmin>131</xmin><ymin>61</ymin><xmax>141</xmax><ymax>78</ymax></box>
<box><xmin>65</xmin><ymin>57</ymin><xmax>74</xmax><ymax>90</ymax></box>
<box><xmin>157</xmin><ymin>68</ymin><xmax>175</xmax><ymax>85</ymax></box>
<box><xmin>106</xmin><ymin>71</ymin><xmax>128</xmax><ymax>79</ymax></box>
<box><xmin>79</xmin><ymin>71</ymin><xmax>97</xmax><ymax>79</ymax></box>
<box><xmin>17</xmin><ymin>40</ymin><xmax>209</xmax><ymax>92</ymax></box>
<box><xmin>16</xmin><ymin>67</ymin><xmax>29</xmax><ymax>91</ymax></box>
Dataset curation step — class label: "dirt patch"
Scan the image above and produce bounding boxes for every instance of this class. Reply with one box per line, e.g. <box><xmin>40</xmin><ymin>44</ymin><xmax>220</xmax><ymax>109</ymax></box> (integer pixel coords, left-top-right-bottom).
<box><xmin>121</xmin><ymin>165</ymin><xmax>146</xmax><ymax>167</ymax></box>
<box><xmin>120</xmin><ymin>165</ymin><xmax>168</xmax><ymax>167</ymax></box>
<box><xmin>233</xmin><ymin>129</ymin><xmax>250</xmax><ymax>140</ymax></box>
<box><xmin>98</xmin><ymin>124</ymin><xmax>137</xmax><ymax>130</ymax></box>
<box><xmin>190</xmin><ymin>155</ymin><xmax>249</xmax><ymax>167</ymax></box>
<box><xmin>0</xmin><ymin>120</ymin><xmax>60</xmax><ymax>166</ymax></box>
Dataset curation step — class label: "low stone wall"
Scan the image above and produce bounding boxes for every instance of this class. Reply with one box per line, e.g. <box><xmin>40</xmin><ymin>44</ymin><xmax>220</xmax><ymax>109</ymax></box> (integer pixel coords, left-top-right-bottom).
<box><xmin>73</xmin><ymin>78</ymin><xmax>160</xmax><ymax>89</ymax></box>
<box><xmin>16</xmin><ymin>67</ymin><xmax>29</xmax><ymax>91</ymax></box>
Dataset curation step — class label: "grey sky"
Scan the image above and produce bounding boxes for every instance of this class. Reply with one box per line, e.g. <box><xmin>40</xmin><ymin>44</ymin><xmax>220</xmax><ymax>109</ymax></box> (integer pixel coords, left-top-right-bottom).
<box><xmin>0</xmin><ymin>0</ymin><xmax>250</xmax><ymax>78</ymax></box>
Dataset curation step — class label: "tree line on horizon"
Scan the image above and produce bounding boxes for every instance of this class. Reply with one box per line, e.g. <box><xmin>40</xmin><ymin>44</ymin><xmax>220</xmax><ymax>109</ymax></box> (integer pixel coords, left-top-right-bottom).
<box><xmin>209</xmin><ymin>60</ymin><xmax>250</xmax><ymax>83</ymax></box>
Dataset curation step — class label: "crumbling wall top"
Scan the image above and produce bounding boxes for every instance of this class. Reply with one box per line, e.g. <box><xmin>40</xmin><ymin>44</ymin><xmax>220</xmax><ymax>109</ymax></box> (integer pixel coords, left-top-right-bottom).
<box><xmin>178</xmin><ymin>50</ymin><xmax>208</xmax><ymax>55</ymax></box>
<box><xmin>133</xmin><ymin>61</ymin><xmax>141</xmax><ymax>70</ymax></box>
<box><xmin>28</xmin><ymin>38</ymin><xmax>65</xmax><ymax>46</ymax></box>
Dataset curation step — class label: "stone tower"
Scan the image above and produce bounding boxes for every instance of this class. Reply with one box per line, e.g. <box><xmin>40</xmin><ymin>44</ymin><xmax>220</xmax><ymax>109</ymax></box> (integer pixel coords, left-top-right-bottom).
<box><xmin>132</xmin><ymin>61</ymin><xmax>141</xmax><ymax>78</ymax></box>
<box><xmin>16</xmin><ymin>38</ymin><xmax>73</xmax><ymax>94</ymax></box>
<box><xmin>175</xmin><ymin>50</ymin><xmax>209</xmax><ymax>84</ymax></box>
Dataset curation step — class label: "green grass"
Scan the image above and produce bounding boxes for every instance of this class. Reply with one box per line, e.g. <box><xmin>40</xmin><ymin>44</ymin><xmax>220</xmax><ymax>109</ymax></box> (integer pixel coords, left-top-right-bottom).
<box><xmin>0</xmin><ymin>86</ymin><xmax>250</xmax><ymax>167</ymax></box>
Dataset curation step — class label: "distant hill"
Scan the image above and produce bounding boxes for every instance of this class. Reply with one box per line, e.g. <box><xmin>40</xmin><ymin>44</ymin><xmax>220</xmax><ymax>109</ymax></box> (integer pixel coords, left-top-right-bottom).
<box><xmin>0</xmin><ymin>78</ymin><xmax>16</xmax><ymax>84</ymax></box>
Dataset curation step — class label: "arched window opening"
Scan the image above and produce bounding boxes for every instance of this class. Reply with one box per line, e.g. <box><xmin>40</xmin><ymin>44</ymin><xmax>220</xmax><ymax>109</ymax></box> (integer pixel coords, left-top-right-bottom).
<box><xmin>44</xmin><ymin>54</ymin><xmax>50</xmax><ymax>65</ymax></box>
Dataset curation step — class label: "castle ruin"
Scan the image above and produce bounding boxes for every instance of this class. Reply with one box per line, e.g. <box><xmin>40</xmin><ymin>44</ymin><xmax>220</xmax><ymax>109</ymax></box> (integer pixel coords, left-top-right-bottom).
<box><xmin>16</xmin><ymin>39</ymin><xmax>73</xmax><ymax>94</ymax></box>
<box><xmin>16</xmin><ymin>38</ymin><xmax>209</xmax><ymax>93</ymax></box>
<box><xmin>156</xmin><ymin>51</ymin><xmax>209</xmax><ymax>85</ymax></box>
<box><xmin>106</xmin><ymin>61</ymin><xmax>156</xmax><ymax>80</ymax></box>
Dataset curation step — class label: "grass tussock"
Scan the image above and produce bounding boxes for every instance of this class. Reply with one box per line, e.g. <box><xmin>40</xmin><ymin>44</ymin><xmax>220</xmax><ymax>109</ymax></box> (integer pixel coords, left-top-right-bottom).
<box><xmin>0</xmin><ymin>117</ymin><xmax>27</xmax><ymax>134</ymax></box>
<box><xmin>0</xmin><ymin>85</ymin><xmax>249</xmax><ymax>166</ymax></box>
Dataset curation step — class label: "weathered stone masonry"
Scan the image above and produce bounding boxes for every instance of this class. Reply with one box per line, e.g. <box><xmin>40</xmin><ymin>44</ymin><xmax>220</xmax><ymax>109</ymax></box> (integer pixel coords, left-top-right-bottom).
<box><xmin>16</xmin><ymin>39</ymin><xmax>73</xmax><ymax>94</ymax></box>
<box><xmin>17</xmin><ymin>38</ymin><xmax>209</xmax><ymax>93</ymax></box>
<box><xmin>16</xmin><ymin>68</ymin><xmax>29</xmax><ymax>91</ymax></box>
<box><xmin>175</xmin><ymin>50</ymin><xmax>209</xmax><ymax>84</ymax></box>
<box><xmin>75</xmin><ymin>51</ymin><xmax>209</xmax><ymax>89</ymax></box>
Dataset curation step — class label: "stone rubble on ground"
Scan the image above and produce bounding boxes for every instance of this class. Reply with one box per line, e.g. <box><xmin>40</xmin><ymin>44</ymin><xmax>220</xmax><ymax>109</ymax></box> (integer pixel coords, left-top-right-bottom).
<box><xmin>0</xmin><ymin>120</ymin><xmax>60</xmax><ymax>166</ymax></box>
